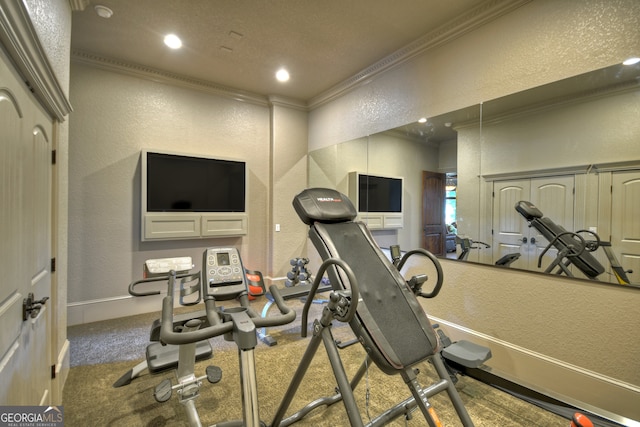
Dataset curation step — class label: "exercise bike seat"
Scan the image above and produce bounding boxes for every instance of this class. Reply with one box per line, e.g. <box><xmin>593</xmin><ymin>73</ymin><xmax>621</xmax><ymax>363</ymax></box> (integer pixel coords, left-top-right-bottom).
<box><xmin>293</xmin><ymin>188</ymin><xmax>439</xmax><ymax>375</ymax></box>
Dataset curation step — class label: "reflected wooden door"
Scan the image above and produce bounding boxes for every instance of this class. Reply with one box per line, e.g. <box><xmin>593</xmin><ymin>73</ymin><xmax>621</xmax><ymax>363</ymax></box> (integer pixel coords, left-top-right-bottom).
<box><xmin>421</xmin><ymin>171</ymin><xmax>446</xmax><ymax>256</ymax></box>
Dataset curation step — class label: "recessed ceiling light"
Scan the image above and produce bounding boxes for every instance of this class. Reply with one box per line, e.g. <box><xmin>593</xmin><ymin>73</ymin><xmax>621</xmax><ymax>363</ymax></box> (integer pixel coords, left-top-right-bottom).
<box><xmin>164</xmin><ymin>34</ymin><xmax>182</xmax><ymax>49</ymax></box>
<box><xmin>418</xmin><ymin>117</ymin><xmax>427</xmax><ymax>123</ymax></box>
<box><xmin>276</xmin><ymin>68</ymin><xmax>290</xmax><ymax>82</ymax></box>
<box><xmin>94</xmin><ymin>5</ymin><xmax>113</xmax><ymax>19</ymax></box>
<box><xmin>622</xmin><ymin>57</ymin><xmax>640</xmax><ymax>66</ymax></box>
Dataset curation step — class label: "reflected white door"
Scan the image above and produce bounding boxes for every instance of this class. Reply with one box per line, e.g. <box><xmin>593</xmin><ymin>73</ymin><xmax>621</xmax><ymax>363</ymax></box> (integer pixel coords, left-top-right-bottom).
<box><xmin>493</xmin><ymin>176</ymin><xmax>574</xmax><ymax>272</ymax></box>
<box><xmin>611</xmin><ymin>171</ymin><xmax>640</xmax><ymax>285</ymax></box>
<box><xmin>529</xmin><ymin>176</ymin><xmax>575</xmax><ymax>271</ymax></box>
<box><xmin>492</xmin><ymin>179</ymin><xmax>530</xmax><ymax>270</ymax></box>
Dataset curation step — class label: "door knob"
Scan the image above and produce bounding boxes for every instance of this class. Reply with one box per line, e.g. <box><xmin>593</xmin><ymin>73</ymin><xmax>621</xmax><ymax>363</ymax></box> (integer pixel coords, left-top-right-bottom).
<box><xmin>530</xmin><ymin>237</ymin><xmax>536</xmax><ymax>244</ymax></box>
<box><xmin>521</xmin><ymin>237</ymin><xmax>527</xmax><ymax>244</ymax></box>
<box><xmin>22</xmin><ymin>293</ymin><xmax>49</xmax><ymax>321</ymax></box>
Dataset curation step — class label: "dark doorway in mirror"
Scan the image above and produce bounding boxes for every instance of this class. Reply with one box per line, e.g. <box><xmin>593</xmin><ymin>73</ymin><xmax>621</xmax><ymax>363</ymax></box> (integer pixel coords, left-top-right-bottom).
<box><xmin>421</xmin><ymin>171</ymin><xmax>446</xmax><ymax>256</ymax></box>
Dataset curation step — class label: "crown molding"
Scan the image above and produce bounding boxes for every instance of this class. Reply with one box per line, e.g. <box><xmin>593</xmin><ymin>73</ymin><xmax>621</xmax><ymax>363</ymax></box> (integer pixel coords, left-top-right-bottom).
<box><xmin>307</xmin><ymin>0</ymin><xmax>531</xmax><ymax>109</ymax></box>
<box><xmin>0</xmin><ymin>0</ymin><xmax>73</xmax><ymax>121</ymax></box>
<box><xmin>69</xmin><ymin>0</ymin><xmax>530</xmax><ymax>112</ymax></box>
<box><xmin>71</xmin><ymin>49</ymin><xmax>272</xmax><ymax>107</ymax></box>
<box><xmin>69</xmin><ymin>0</ymin><xmax>90</xmax><ymax>12</ymax></box>
<box><xmin>268</xmin><ymin>95</ymin><xmax>308</xmax><ymax>111</ymax></box>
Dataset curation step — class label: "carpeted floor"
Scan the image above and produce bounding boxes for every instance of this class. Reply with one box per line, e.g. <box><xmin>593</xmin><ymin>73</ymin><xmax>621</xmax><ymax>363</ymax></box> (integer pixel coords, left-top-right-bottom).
<box><xmin>64</xmin><ymin>299</ymin><xmax>570</xmax><ymax>426</ymax></box>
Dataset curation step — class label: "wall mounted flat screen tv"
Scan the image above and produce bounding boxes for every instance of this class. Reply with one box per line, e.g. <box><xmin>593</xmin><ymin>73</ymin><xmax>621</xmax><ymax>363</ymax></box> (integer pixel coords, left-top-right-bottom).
<box><xmin>358</xmin><ymin>174</ymin><xmax>402</xmax><ymax>213</ymax></box>
<box><xmin>144</xmin><ymin>150</ymin><xmax>246</xmax><ymax>212</ymax></box>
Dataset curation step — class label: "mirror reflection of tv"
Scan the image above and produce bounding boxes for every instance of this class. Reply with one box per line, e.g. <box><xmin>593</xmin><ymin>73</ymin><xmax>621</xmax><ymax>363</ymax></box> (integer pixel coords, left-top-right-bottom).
<box><xmin>358</xmin><ymin>174</ymin><xmax>402</xmax><ymax>213</ymax></box>
<box><xmin>144</xmin><ymin>150</ymin><xmax>246</xmax><ymax>212</ymax></box>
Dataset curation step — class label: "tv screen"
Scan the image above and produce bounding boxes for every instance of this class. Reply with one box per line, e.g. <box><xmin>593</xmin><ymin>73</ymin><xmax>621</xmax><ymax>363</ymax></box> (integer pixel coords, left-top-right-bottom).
<box><xmin>145</xmin><ymin>151</ymin><xmax>246</xmax><ymax>212</ymax></box>
<box><xmin>358</xmin><ymin>174</ymin><xmax>402</xmax><ymax>213</ymax></box>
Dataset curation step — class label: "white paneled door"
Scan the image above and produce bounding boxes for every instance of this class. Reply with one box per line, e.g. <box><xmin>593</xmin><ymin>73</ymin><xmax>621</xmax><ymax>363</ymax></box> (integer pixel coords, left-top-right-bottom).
<box><xmin>0</xmin><ymin>48</ymin><xmax>53</xmax><ymax>404</ymax></box>
<box><xmin>611</xmin><ymin>171</ymin><xmax>640</xmax><ymax>285</ymax></box>
<box><xmin>492</xmin><ymin>176</ymin><xmax>574</xmax><ymax>272</ymax></box>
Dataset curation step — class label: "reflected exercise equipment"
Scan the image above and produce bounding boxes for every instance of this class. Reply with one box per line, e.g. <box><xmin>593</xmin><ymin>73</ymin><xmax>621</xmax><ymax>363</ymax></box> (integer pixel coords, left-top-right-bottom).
<box><xmin>516</xmin><ymin>201</ymin><xmax>633</xmax><ymax>284</ymax></box>
<box><xmin>456</xmin><ymin>235</ymin><xmax>520</xmax><ymax>267</ymax></box>
<box><xmin>456</xmin><ymin>236</ymin><xmax>491</xmax><ymax>260</ymax></box>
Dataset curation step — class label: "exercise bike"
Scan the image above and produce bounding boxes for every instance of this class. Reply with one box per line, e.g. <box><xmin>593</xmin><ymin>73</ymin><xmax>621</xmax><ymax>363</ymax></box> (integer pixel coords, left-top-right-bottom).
<box><xmin>120</xmin><ymin>247</ymin><xmax>295</xmax><ymax>427</ymax></box>
<box><xmin>456</xmin><ymin>235</ymin><xmax>521</xmax><ymax>267</ymax></box>
<box><xmin>113</xmin><ymin>257</ymin><xmax>216</xmax><ymax>388</ymax></box>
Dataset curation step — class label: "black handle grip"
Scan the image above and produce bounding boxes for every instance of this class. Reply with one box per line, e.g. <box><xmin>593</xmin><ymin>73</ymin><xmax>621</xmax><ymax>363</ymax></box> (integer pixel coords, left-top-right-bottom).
<box><xmin>159</xmin><ymin>272</ymin><xmax>296</xmax><ymax>346</ymax></box>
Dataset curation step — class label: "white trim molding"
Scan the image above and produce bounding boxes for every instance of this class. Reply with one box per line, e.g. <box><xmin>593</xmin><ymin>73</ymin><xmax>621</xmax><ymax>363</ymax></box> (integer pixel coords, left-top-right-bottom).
<box><xmin>0</xmin><ymin>0</ymin><xmax>72</xmax><ymax>120</ymax></box>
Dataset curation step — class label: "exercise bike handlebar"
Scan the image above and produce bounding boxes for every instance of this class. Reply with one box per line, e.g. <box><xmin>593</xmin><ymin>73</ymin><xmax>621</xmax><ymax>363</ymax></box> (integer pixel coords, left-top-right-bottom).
<box><xmin>159</xmin><ymin>271</ymin><xmax>296</xmax><ymax>346</ymax></box>
<box><xmin>128</xmin><ymin>272</ymin><xmax>197</xmax><ymax>297</ymax></box>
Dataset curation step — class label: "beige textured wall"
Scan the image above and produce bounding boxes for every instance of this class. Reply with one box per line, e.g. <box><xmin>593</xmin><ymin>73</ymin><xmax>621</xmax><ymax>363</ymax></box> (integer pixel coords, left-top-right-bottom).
<box><xmin>309</xmin><ymin>0</ymin><xmax>640</xmax><ymax>152</ymax></box>
<box><xmin>68</xmin><ymin>63</ymin><xmax>271</xmax><ymax>304</ymax></box>
<box><xmin>270</xmin><ymin>103</ymin><xmax>310</xmax><ymax>279</ymax></box>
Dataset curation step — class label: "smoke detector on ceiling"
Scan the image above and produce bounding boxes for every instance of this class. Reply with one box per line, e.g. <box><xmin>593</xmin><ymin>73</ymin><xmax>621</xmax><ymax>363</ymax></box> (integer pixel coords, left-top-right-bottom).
<box><xmin>94</xmin><ymin>5</ymin><xmax>113</xmax><ymax>19</ymax></box>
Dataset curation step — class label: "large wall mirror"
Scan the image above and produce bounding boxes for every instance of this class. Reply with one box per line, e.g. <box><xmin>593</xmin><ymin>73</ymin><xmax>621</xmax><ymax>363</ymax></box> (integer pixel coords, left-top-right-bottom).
<box><xmin>309</xmin><ymin>60</ymin><xmax>640</xmax><ymax>287</ymax></box>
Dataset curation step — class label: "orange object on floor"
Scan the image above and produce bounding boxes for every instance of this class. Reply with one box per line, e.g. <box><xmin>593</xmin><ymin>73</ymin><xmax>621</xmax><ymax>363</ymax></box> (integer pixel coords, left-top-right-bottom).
<box><xmin>570</xmin><ymin>413</ymin><xmax>594</xmax><ymax>427</ymax></box>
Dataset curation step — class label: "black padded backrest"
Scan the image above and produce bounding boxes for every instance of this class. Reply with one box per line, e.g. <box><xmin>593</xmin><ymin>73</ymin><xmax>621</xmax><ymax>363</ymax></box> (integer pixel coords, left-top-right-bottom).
<box><xmin>293</xmin><ymin>188</ymin><xmax>357</xmax><ymax>225</ymax></box>
<box><xmin>294</xmin><ymin>188</ymin><xmax>439</xmax><ymax>373</ymax></box>
<box><xmin>515</xmin><ymin>200</ymin><xmax>543</xmax><ymax>220</ymax></box>
<box><xmin>516</xmin><ymin>200</ymin><xmax>604</xmax><ymax>278</ymax></box>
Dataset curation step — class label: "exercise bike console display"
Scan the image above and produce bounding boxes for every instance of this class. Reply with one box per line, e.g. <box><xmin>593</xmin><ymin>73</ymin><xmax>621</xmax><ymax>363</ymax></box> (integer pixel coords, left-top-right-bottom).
<box><xmin>203</xmin><ymin>247</ymin><xmax>248</xmax><ymax>300</ymax></box>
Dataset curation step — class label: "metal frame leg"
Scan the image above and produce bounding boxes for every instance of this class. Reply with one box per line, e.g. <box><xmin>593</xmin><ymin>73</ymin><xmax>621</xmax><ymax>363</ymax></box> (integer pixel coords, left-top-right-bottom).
<box><xmin>430</xmin><ymin>353</ymin><xmax>475</xmax><ymax>426</ymax></box>
<box><xmin>239</xmin><ymin>348</ymin><xmax>261</xmax><ymax>427</ymax></box>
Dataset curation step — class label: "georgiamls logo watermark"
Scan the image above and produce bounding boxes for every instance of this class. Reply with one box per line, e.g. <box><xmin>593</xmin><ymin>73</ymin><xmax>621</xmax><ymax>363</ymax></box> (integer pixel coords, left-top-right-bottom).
<box><xmin>0</xmin><ymin>406</ymin><xmax>63</xmax><ymax>426</ymax></box>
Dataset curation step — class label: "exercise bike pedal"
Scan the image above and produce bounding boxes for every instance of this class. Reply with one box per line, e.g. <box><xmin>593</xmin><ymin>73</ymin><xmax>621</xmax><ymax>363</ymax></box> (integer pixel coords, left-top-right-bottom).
<box><xmin>206</xmin><ymin>365</ymin><xmax>223</xmax><ymax>384</ymax></box>
<box><xmin>154</xmin><ymin>379</ymin><xmax>173</xmax><ymax>403</ymax></box>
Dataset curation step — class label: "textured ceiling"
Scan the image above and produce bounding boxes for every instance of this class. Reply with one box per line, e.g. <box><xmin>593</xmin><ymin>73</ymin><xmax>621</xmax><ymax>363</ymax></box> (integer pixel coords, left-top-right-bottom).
<box><xmin>70</xmin><ymin>0</ymin><xmax>488</xmax><ymax>101</ymax></box>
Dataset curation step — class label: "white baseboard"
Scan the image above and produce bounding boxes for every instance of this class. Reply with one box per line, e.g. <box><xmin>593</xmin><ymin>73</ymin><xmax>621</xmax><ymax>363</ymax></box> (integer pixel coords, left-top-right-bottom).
<box><xmin>67</xmin><ymin>275</ymin><xmax>291</xmax><ymax>326</ymax></box>
<box><xmin>66</xmin><ymin>277</ymin><xmax>291</xmax><ymax>326</ymax></box>
<box><xmin>67</xmin><ymin>294</ymin><xmax>166</xmax><ymax>326</ymax></box>
<box><xmin>432</xmin><ymin>317</ymin><xmax>640</xmax><ymax>426</ymax></box>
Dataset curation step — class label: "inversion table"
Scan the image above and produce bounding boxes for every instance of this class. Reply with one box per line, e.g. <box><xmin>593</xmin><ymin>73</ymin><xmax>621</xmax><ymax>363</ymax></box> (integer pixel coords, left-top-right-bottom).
<box><xmin>271</xmin><ymin>188</ymin><xmax>490</xmax><ymax>427</ymax></box>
